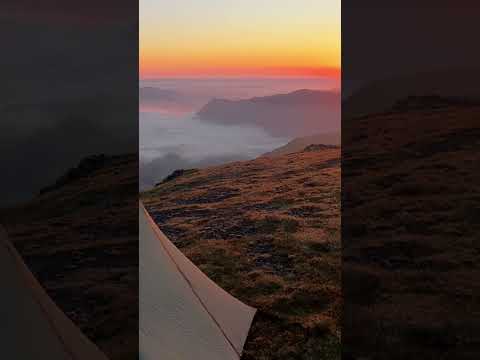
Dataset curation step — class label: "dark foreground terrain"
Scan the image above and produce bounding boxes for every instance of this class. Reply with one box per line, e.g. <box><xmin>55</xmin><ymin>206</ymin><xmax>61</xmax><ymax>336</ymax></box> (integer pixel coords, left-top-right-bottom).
<box><xmin>343</xmin><ymin>98</ymin><xmax>480</xmax><ymax>359</ymax></box>
<box><xmin>0</xmin><ymin>154</ymin><xmax>138</xmax><ymax>360</ymax></box>
<box><xmin>142</xmin><ymin>146</ymin><xmax>341</xmax><ymax>359</ymax></box>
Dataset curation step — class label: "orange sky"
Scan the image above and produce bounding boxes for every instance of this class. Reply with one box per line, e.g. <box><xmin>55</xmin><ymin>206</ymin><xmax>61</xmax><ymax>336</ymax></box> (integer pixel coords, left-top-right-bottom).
<box><xmin>140</xmin><ymin>0</ymin><xmax>340</xmax><ymax>79</ymax></box>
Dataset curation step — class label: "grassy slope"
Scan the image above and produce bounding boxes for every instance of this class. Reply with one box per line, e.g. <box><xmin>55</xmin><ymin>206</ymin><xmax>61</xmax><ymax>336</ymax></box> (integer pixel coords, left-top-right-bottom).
<box><xmin>343</xmin><ymin>103</ymin><xmax>480</xmax><ymax>359</ymax></box>
<box><xmin>0</xmin><ymin>154</ymin><xmax>138</xmax><ymax>360</ymax></box>
<box><xmin>142</xmin><ymin>147</ymin><xmax>341</xmax><ymax>360</ymax></box>
<box><xmin>262</xmin><ymin>132</ymin><xmax>341</xmax><ymax>158</ymax></box>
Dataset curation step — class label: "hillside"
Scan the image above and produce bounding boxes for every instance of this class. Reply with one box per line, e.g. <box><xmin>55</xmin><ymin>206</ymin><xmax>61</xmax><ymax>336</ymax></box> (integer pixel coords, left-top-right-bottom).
<box><xmin>0</xmin><ymin>154</ymin><xmax>138</xmax><ymax>360</ymax></box>
<box><xmin>141</xmin><ymin>146</ymin><xmax>341</xmax><ymax>359</ymax></box>
<box><xmin>343</xmin><ymin>99</ymin><xmax>480</xmax><ymax>359</ymax></box>
<box><xmin>196</xmin><ymin>89</ymin><xmax>340</xmax><ymax>137</ymax></box>
<box><xmin>343</xmin><ymin>68</ymin><xmax>480</xmax><ymax>119</ymax></box>
<box><xmin>262</xmin><ymin>132</ymin><xmax>340</xmax><ymax>158</ymax></box>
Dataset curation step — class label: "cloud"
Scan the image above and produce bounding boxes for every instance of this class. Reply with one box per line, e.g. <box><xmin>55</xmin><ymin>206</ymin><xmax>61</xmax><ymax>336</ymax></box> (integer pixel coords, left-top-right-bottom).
<box><xmin>140</xmin><ymin>153</ymin><xmax>246</xmax><ymax>191</ymax></box>
<box><xmin>0</xmin><ymin>97</ymin><xmax>137</xmax><ymax>207</ymax></box>
<box><xmin>0</xmin><ymin>7</ymin><xmax>137</xmax><ymax>207</ymax></box>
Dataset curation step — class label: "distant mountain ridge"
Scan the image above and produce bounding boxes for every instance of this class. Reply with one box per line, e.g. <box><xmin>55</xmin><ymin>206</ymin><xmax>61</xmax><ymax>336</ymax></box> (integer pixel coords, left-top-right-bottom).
<box><xmin>139</xmin><ymin>87</ymin><xmax>198</xmax><ymax>113</ymax></box>
<box><xmin>196</xmin><ymin>89</ymin><xmax>340</xmax><ymax>137</ymax></box>
<box><xmin>244</xmin><ymin>89</ymin><xmax>337</xmax><ymax>105</ymax></box>
<box><xmin>343</xmin><ymin>68</ymin><xmax>480</xmax><ymax>119</ymax></box>
<box><xmin>139</xmin><ymin>87</ymin><xmax>180</xmax><ymax>101</ymax></box>
<box><xmin>391</xmin><ymin>95</ymin><xmax>480</xmax><ymax>112</ymax></box>
<box><xmin>262</xmin><ymin>131</ymin><xmax>341</xmax><ymax>158</ymax></box>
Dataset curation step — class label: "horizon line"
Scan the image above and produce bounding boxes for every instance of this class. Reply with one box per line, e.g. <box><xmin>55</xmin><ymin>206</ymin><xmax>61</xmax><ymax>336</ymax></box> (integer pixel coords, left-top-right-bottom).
<box><xmin>140</xmin><ymin>74</ymin><xmax>340</xmax><ymax>81</ymax></box>
<box><xmin>139</xmin><ymin>66</ymin><xmax>341</xmax><ymax>81</ymax></box>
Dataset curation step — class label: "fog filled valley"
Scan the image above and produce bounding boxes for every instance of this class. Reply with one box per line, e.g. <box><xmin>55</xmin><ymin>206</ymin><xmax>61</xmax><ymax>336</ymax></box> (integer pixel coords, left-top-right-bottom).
<box><xmin>0</xmin><ymin>20</ymin><xmax>137</xmax><ymax>207</ymax></box>
<box><xmin>139</xmin><ymin>77</ymin><xmax>340</xmax><ymax>190</ymax></box>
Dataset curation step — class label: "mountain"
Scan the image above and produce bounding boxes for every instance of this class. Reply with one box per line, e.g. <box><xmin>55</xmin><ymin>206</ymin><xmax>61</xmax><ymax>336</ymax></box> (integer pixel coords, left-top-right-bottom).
<box><xmin>262</xmin><ymin>131</ymin><xmax>340</xmax><ymax>158</ymax></box>
<box><xmin>139</xmin><ymin>87</ymin><xmax>180</xmax><ymax>102</ymax></box>
<box><xmin>141</xmin><ymin>146</ymin><xmax>341</xmax><ymax>359</ymax></box>
<box><xmin>343</xmin><ymin>68</ymin><xmax>480</xmax><ymax>119</ymax></box>
<box><xmin>139</xmin><ymin>86</ymin><xmax>201</xmax><ymax>113</ymax></box>
<box><xmin>196</xmin><ymin>89</ymin><xmax>340</xmax><ymax>137</ymax></box>
<box><xmin>343</xmin><ymin>100</ymin><xmax>480</xmax><ymax>359</ymax></box>
<box><xmin>0</xmin><ymin>154</ymin><xmax>138</xmax><ymax>360</ymax></box>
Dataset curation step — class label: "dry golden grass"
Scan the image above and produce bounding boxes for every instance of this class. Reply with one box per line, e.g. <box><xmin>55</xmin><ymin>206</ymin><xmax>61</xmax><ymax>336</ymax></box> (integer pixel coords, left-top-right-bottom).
<box><xmin>343</xmin><ymin>103</ymin><xmax>480</xmax><ymax>359</ymax></box>
<box><xmin>0</xmin><ymin>154</ymin><xmax>138</xmax><ymax>360</ymax></box>
<box><xmin>142</xmin><ymin>147</ymin><xmax>341</xmax><ymax>359</ymax></box>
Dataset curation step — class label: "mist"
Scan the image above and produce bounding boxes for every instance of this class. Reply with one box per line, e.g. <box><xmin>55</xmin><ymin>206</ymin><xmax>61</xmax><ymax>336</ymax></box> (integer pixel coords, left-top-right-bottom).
<box><xmin>139</xmin><ymin>111</ymin><xmax>288</xmax><ymax>190</ymax></box>
<box><xmin>139</xmin><ymin>77</ymin><xmax>339</xmax><ymax>114</ymax></box>
<box><xmin>0</xmin><ymin>14</ymin><xmax>137</xmax><ymax>207</ymax></box>
<box><xmin>139</xmin><ymin>77</ymin><xmax>340</xmax><ymax>190</ymax></box>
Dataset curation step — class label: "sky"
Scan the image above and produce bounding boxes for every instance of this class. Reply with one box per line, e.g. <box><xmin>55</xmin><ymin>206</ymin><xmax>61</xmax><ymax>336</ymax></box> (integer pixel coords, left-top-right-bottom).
<box><xmin>140</xmin><ymin>0</ymin><xmax>340</xmax><ymax>78</ymax></box>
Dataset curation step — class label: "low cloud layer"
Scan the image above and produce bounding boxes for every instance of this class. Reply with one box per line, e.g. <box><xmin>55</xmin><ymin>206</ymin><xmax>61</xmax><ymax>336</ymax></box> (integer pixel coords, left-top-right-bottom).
<box><xmin>0</xmin><ymin>9</ymin><xmax>137</xmax><ymax>207</ymax></box>
<box><xmin>140</xmin><ymin>153</ymin><xmax>246</xmax><ymax>191</ymax></box>
<box><xmin>0</xmin><ymin>98</ymin><xmax>137</xmax><ymax>206</ymax></box>
<box><xmin>139</xmin><ymin>111</ymin><xmax>289</xmax><ymax>191</ymax></box>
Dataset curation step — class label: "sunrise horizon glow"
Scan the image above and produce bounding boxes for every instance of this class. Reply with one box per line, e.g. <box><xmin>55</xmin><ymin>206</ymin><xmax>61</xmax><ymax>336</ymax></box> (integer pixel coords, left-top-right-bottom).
<box><xmin>140</xmin><ymin>0</ymin><xmax>340</xmax><ymax>80</ymax></box>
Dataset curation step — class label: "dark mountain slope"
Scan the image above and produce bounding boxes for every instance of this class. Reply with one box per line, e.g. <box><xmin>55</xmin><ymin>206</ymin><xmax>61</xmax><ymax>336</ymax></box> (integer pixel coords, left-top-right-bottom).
<box><xmin>343</xmin><ymin>101</ymin><xmax>480</xmax><ymax>359</ymax></box>
<box><xmin>0</xmin><ymin>154</ymin><xmax>138</xmax><ymax>360</ymax></box>
<box><xmin>197</xmin><ymin>89</ymin><xmax>340</xmax><ymax>137</ymax></box>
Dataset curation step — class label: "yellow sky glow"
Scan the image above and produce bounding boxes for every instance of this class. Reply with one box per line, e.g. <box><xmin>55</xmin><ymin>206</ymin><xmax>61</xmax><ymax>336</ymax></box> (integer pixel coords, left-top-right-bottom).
<box><xmin>140</xmin><ymin>0</ymin><xmax>340</xmax><ymax>78</ymax></box>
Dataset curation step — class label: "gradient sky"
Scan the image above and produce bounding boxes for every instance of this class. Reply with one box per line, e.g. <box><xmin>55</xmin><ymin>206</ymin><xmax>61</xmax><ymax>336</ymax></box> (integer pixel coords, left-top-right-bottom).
<box><xmin>140</xmin><ymin>0</ymin><xmax>340</xmax><ymax>78</ymax></box>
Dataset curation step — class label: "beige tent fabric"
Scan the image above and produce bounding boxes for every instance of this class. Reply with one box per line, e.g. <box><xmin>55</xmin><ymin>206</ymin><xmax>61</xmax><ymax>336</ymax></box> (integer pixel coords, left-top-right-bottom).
<box><xmin>139</xmin><ymin>203</ymin><xmax>256</xmax><ymax>360</ymax></box>
<box><xmin>0</xmin><ymin>226</ymin><xmax>109</xmax><ymax>360</ymax></box>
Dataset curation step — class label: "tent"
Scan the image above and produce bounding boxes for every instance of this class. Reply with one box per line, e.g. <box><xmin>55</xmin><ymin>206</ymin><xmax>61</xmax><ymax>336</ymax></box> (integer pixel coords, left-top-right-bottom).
<box><xmin>140</xmin><ymin>203</ymin><xmax>256</xmax><ymax>360</ymax></box>
<box><xmin>0</xmin><ymin>226</ymin><xmax>109</xmax><ymax>360</ymax></box>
